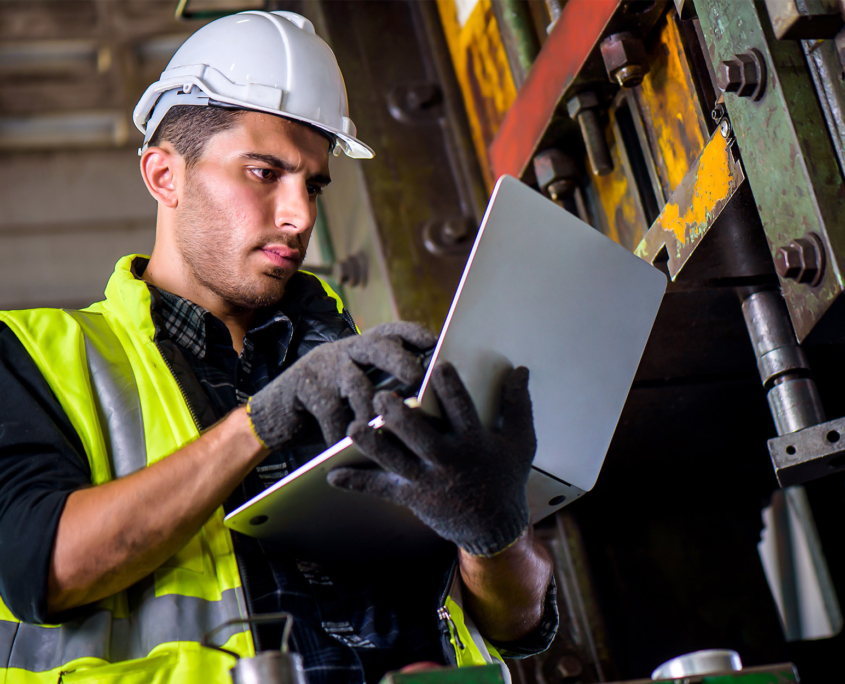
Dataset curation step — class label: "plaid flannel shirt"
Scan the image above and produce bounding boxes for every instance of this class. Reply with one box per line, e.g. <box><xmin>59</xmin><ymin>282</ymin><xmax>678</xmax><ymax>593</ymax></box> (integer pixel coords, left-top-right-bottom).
<box><xmin>153</xmin><ymin>284</ymin><xmax>557</xmax><ymax>684</ymax></box>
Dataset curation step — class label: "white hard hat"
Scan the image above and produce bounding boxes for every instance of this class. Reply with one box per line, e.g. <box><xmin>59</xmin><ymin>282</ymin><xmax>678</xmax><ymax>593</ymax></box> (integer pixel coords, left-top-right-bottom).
<box><xmin>133</xmin><ymin>10</ymin><xmax>374</xmax><ymax>159</ymax></box>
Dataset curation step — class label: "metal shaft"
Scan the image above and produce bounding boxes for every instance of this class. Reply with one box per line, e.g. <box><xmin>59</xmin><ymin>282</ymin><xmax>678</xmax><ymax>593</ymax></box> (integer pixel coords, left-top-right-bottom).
<box><xmin>576</xmin><ymin>109</ymin><xmax>613</xmax><ymax>176</ymax></box>
<box><xmin>741</xmin><ymin>289</ymin><xmax>825</xmax><ymax>435</ymax></box>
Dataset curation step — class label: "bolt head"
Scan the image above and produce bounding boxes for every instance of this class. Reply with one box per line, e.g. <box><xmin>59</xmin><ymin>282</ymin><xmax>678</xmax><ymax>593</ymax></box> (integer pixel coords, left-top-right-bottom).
<box><xmin>775</xmin><ymin>245</ymin><xmax>803</xmax><ymax>280</ymax></box>
<box><xmin>556</xmin><ymin>655</ymin><xmax>583</xmax><ymax>679</ymax></box>
<box><xmin>716</xmin><ymin>59</ymin><xmax>743</xmax><ymax>92</ymax></box>
<box><xmin>718</xmin><ymin>49</ymin><xmax>766</xmax><ymax>99</ymax></box>
<box><xmin>547</xmin><ymin>179</ymin><xmax>575</xmax><ymax>201</ymax></box>
<box><xmin>566</xmin><ymin>91</ymin><xmax>599</xmax><ymax>118</ymax></box>
<box><xmin>600</xmin><ymin>32</ymin><xmax>648</xmax><ymax>86</ymax></box>
<box><xmin>533</xmin><ymin>149</ymin><xmax>579</xmax><ymax>192</ymax></box>
<box><xmin>735</xmin><ymin>53</ymin><xmax>760</xmax><ymax>97</ymax></box>
<box><xmin>615</xmin><ymin>64</ymin><xmax>646</xmax><ymax>87</ymax></box>
<box><xmin>776</xmin><ymin>234</ymin><xmax>825</xmax><ymax>285</ymax></box>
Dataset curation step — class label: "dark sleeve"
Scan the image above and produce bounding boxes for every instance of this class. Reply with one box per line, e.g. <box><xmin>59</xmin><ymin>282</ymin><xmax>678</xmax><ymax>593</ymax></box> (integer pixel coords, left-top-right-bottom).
<box><xmin>0</xmin><ymin>324</ymin><xmax>91</xmax><ymax>624</ymax></box>
<box><xmin>488</xmin><ymin>576</ymin><xmax>559</xmax><ymax>658</ymax></box>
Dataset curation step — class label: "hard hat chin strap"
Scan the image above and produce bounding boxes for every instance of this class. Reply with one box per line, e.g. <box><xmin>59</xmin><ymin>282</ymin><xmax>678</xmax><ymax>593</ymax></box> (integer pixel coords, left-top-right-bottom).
<box><xmin>139</xmin><ymin>86</ymin><xmax>210</xmax><ymax>155</ymax></box>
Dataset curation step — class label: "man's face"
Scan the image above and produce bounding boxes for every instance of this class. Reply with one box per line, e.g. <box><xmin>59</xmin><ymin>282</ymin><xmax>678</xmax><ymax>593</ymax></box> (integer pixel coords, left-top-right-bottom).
<box><xmin>174</xmin><ymin>112</ymin><xmax>331</xmax><ymax>311</ymax></box>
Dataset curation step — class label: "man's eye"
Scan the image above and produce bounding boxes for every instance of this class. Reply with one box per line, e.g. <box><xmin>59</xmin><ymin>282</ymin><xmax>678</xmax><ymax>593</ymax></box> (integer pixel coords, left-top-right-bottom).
<box><xmin>250</xmin><ymin>168</ymin><xmax>277</xmax><ymax>181</ymax></box>
<box><xmin>307</xmin><ymin>184</ymin><xmax>324</xmax><ymax>197</ymax></box>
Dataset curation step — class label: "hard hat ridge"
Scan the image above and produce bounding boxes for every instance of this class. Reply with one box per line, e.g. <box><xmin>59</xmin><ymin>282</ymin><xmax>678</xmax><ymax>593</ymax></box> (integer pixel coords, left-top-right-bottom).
<box><xmin>133</xmin><ymin>10</ymin><xmax>373</xmax><ymax>159</ymax></box>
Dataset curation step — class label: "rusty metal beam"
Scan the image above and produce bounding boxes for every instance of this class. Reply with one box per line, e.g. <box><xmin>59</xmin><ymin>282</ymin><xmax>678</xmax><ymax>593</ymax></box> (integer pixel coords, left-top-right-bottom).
<box><xmin>696</xmin><ymin>0</ymin><xmax>845</xmax><ymax>343</ymax></box>
<box><xmin>488</xmin><ymin>0</ymin><xmax>621</xmax><ymax>180</ymax></box>
<box><xmin>635</xmin><ymin>128</ymin><xmax>745</xmax><ymax>277</ymax></box>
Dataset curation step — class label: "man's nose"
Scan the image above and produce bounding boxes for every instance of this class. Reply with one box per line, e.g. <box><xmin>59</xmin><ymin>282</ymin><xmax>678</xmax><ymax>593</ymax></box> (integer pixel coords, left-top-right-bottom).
<box><xmin>274</xmin><ymin>179</ymin><xmax>312</xmax><ymax>234</ymax></box>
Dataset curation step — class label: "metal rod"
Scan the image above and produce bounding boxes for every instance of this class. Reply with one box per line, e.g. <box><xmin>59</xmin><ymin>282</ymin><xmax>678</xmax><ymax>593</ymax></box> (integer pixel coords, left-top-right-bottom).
<box><xmin>740</xmin><ymin>289</ymin><xmax>825</xmax><ymax>435</ymax></box>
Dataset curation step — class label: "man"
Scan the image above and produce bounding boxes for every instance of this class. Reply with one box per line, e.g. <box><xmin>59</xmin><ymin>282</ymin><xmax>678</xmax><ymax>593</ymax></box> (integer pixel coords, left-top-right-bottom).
<box><xmin>0</xmin><ymin>11</ymin><xmax>556</xmax><ymax>683</ymax></box>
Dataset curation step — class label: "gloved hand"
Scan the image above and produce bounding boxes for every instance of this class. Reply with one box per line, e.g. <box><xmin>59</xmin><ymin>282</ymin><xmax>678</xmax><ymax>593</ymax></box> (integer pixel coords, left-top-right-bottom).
<box><xmin>247</xmin><ymin>322</ymin><xmax>436</xmax><ymax>449</ymax></box>
<box><xmin>327</xmin><ymin>363</ymin><xmax>536</xmax><ymax>557</ymax></box>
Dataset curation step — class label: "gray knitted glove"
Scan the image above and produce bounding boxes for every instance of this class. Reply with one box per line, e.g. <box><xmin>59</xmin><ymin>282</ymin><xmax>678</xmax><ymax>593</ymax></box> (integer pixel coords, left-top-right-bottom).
<box><xmin>247</xmin><ymin>322</ymin><xmax>436</xmax><ymax>449</ymax></box>
<box><xmin>327</xmin><ymin>363</ymin><xmax>536</xmax><ymax>557</ymax></box>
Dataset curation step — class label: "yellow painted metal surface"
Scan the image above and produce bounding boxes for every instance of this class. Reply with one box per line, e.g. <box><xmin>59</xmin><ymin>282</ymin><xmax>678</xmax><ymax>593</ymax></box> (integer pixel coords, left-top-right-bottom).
<box><xmin>437</xmin><ymin>0</ymin><xmax>518</xmax><ymax>189</ymax></box>
<box><xmin>634</xmin><ymin>12</ymin><xmax>708</xmax><ymax>198</ymax></box>
<box><xmin>634</xmin><ymin>130</ymin><xmax>744</xmax><ymax>279</ymax></box>
<box><xmin>592</xmin><ymin>111</ymin><xmax>648</xmax><ymax>252</ymax></box>
<box><xmin>654</xmin><ymin>134</ymin><xmax>733</xmax><ymax>247</ymax></box>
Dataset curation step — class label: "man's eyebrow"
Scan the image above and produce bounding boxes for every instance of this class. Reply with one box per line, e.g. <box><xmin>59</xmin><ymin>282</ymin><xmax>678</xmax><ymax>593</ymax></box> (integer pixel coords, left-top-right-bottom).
<box><xmin>241</xmin><ymin>152</ymin><xmax>331</xmax><ymax>185</ymax></box>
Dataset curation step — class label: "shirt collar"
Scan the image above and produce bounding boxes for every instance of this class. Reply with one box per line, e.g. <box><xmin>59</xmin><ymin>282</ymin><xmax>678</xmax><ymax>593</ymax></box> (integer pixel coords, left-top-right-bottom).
<box><xmin>132</xmin><ymin>259</ymin><xmax>293</xmax><ymax>362</ymax></box>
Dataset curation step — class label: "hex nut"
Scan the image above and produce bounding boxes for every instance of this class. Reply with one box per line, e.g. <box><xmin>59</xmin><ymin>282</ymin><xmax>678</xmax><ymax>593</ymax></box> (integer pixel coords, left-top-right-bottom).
<box><xmin>775</xmin><ymin>233</ymin><xmax>825</xmax><ymax>286</ymax></box>
<box><xmin>547</xmin><ymin>179</ymin><xmax>575</xmax><ymax>201</ymax></box>
<box><xmin>734</xmin><ymin>53</ymin><xmax>760</xmax><ymax>97</ymax></box>
<box><xmin>716</xmin><ymin>60</ymin><xmax>743</xmax><ymax>93</ymax></box>
<box><xmin>600</xmin><ymin>32</ymin><xmax>648</xmax><ymax>87</ymax></box>
<box><xmin>566</xmin><ymin>91</ymin><xmax>599</xmax><ymax>119</ymax></box>
<box><xmin>775</xmin><ymin>245</ymin><xmax>804</xmax><ymax>280</ymax></box>
<box><xmin>716</xmin><ymin>48</ymin><xmax>767</xmax><ymax>100</ymax></box>
<box><xmin>533</xmin><ymin>149</ymin><xmax>579</xmax><ymax>195</ymax></box>
<box><xmin>556</xmin><ymin>655</ymin><xmax>584</xmax><ymax>679</ymax></box>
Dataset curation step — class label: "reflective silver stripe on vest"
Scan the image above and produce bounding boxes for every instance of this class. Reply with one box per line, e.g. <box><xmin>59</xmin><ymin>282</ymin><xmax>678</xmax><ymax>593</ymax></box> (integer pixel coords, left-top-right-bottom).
<box><xmin>2</xmin><ymin>587</ymin><xmax>247</xmax><ymax>672</ymax></box>
<box><xmin>65</xmin><ymin>309</ymin><xmax>147</xmax><ymax>478</ymax></box>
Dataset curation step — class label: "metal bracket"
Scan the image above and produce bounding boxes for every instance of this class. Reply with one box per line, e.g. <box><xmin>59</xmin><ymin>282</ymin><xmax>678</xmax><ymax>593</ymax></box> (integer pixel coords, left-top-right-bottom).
<box><xmin>768</xmin><ymin>415</ymin><xmax>845</xmax><ymax>486</ymax></box>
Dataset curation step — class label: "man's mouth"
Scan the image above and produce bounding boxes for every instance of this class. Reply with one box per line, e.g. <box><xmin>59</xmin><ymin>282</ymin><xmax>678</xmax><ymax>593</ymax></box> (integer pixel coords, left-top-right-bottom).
<box><xmin>260</xmin><ymin>245</ymin><xmax>301</xmax><ymax>267</ymax></box>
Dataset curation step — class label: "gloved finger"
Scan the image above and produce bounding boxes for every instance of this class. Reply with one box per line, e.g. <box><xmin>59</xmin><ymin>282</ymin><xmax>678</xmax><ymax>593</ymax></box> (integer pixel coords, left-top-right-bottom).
<box><xmin>430</xmin><ymin>363</ymin><xmax>482</xmax><ymax>434</ymax></box>
<box><xmin>300</xmin><ymin>386</ymin><xmax>350</xmax><ymax>445</ymax></box>
<box><xmin>368</xmin><ymin>322</ymin><xmax>437</xmax><ymax>351</ymax></box>
<box><xmin>338</xmin><ymin>361</ymin><xmax>376</xmax><ymax>424</ymax></box>
<box><xmin>499</xmin><ymin>366</ymin><xmax>536</xmax><ymax>448</ymax></box>
<box><xmin>327</xmin><ymin>467</ymin><xmax>407</xmax><ymax>505</ymax></box>
<box><xmin>348</xmin><ymin>419</ymin><xmax>425</xmax><ymax>480</ymax></box>
<box><xmin>374</xmin><ymin>391</ymin><xmax>447</xmax><ymax>465</ymax></box>
<box><xmin>347</xmin><ymin>335</ymin><xmax>428</xmax><ymax>386</ymax></box>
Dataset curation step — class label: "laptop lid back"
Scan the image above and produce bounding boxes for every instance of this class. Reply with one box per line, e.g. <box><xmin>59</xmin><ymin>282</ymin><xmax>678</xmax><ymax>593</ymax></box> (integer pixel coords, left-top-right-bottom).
<box><xmin>419</xmin><ymin>175</ymin><xmax>666</xmax><ymax>493</ymax></box>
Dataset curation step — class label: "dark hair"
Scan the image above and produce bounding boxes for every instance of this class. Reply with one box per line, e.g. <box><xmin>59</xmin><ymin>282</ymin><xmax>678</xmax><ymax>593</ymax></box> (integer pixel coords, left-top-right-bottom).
<box><xmin>147</xmin><ymin>105</ymin><xmax>245</xmax><ymax>168</ymax></box>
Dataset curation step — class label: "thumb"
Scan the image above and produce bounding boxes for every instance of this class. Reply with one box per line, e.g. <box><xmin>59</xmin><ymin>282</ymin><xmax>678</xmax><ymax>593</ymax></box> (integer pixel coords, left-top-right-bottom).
<box><xmin>500</xmin><ymin>367</ymin><xmax>536</xmax><ymax>448</ymax></box>
<box><xmin>327</xmin><ymin>467</ymin><xmax>406</xmax><ymax>504</ymax></box>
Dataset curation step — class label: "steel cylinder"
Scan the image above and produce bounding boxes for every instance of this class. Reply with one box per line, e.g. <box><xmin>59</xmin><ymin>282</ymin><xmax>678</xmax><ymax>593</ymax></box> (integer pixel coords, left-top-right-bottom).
<box><xmin>767</xmin><ymin>378</ymin><xmax>826</xmax><ymax>435</ymax></box>
<box><xmin>741</xmin><ymin>290</ymin><xmax>824</xmax><ymax>435</ymax></box>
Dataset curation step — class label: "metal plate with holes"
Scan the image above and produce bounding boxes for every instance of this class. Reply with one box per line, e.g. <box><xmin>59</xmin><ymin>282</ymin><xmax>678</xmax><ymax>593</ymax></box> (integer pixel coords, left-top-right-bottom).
<box><xmin>768</xmin><ymin>415</ymin><xmax>845</xmax><ymax>486</ymax></box>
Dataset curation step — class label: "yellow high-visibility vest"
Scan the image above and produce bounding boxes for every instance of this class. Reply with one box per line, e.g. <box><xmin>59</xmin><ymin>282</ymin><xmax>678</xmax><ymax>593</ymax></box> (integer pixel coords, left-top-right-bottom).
<box><xmin>0</xmin><ymin>255</ymin><xmax>502</xmax><ymax>683</ymax></box>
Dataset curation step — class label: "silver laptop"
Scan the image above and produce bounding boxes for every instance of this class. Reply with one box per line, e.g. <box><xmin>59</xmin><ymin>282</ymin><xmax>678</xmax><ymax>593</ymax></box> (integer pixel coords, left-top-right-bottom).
<box><xmin>224</xmin><ymin>175</ymin><xmax>667</xmax><ymax>559</ymax></box>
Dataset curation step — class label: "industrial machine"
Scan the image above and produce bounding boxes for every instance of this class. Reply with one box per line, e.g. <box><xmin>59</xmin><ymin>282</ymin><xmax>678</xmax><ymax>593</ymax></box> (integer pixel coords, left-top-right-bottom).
<box><xmin>292</xmin><ymin>0</ymin><xmax>845</xmax><ymax>680</ymax></box>
<box><xmin>7</xmin><ymin>0</ymin><xmax>845</xmax><ymax>681</ymax></box>
<box><xmin>175</xmin><ymin>0</ymin><xmax>844</xmax><ymax>680</ymax></box>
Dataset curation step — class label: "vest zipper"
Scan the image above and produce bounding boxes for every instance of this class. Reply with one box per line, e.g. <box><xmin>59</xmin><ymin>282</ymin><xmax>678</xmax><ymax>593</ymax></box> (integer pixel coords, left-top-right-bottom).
<box><xmin>153</xmin><ymin>339</ymin><xmax>261</xmax><ymax>648</ymax></box>
<box><xmin>437</xmin><ymin>606</ymin><xmax>464</xmax><ymax>650</ymax></box>
<box><xmin>154</xmin><ymin>340</ymin><xmax>202</xmax><ymax>430</ymax></box>
<box><xmin>437</xmin><ymin>561</ymin><xmax>464</xmax><ymax>650</ymax></box>
<box><xmin>341</xmin><ymin>308</ymin><xmax>359</xmax><ymax>335</ymax></box>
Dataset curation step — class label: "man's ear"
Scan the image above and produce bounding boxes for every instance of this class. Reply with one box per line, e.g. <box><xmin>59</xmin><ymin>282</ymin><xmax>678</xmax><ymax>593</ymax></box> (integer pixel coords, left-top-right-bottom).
<box><xmin>140</xmin><ymin>144</ymin><xmax>182</xmax><ymax>208</ymax></box>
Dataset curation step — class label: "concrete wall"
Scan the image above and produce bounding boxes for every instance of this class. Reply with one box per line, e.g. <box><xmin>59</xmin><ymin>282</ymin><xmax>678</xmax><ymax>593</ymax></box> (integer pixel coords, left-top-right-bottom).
<box><xmin>0</xmin><ymin>149</ymin><xmax>156</xmax><ymax>309</ymax></box>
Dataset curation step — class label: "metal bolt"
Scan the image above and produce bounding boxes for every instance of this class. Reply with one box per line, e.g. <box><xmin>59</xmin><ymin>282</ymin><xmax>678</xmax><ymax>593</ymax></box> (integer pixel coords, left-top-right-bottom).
<box><xmin>533</xmin><ymin>149</ymin><xmax>579</xmax><ymax>200</ymax></box>
<box><xmin>406</xmin><ymin>83</ymin><xmax>441</xmax><ymax>111</ymax></box>
<box><xmin>547</xmin><ymin>180</ymin><xmax>573</xmax><ymax>201</ymax></box>
<box><xmin>421</xmin><ymin>217</ymin><xmax>474</xmax><ymax>256</ymax></box>
<box><xmin>440</xmin><ymin>218</ymin><xmax>470</xmax><ymax>245</ymax></box>
<box><xmin>556</xmin><ymin>655</ymin><xmax>583</xmax><ymax>679</ymax></box>
<box><xmin>600</xmin><ymin>32</ymin><xmax>648</xmax><ymax>88</ymax></box>
<box><xmin>716</xmin><ymin>48</ymin><xmax>767</xmax><ymax>100</ymax></box>
<box><xmin>775</xmin><ymin>233</ymin><xmax>825</xmax><ymax>286</ymax></box>
<box><xmin>567</xmin><ymin>92</ymin><xmax>613</xmax><ymax>176</ymax></box>
<box><xmin>387</xmin><ymin>82</ymin><xmax>443</xmax><ymax>122</ymax></box>
<box><xmin>719</xmin><ymin>118</ymin><xmax>731</xmax><ymax>139</ymax></box>
<box><xmin>716</xmin><ymin>60</ymin><xmax>743</xmax><ymax>93</ymax></box>
<box><xmin>336</xmin><ymin>252</ymin><xmax>368</xmax><ymax>287</ymax></box>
